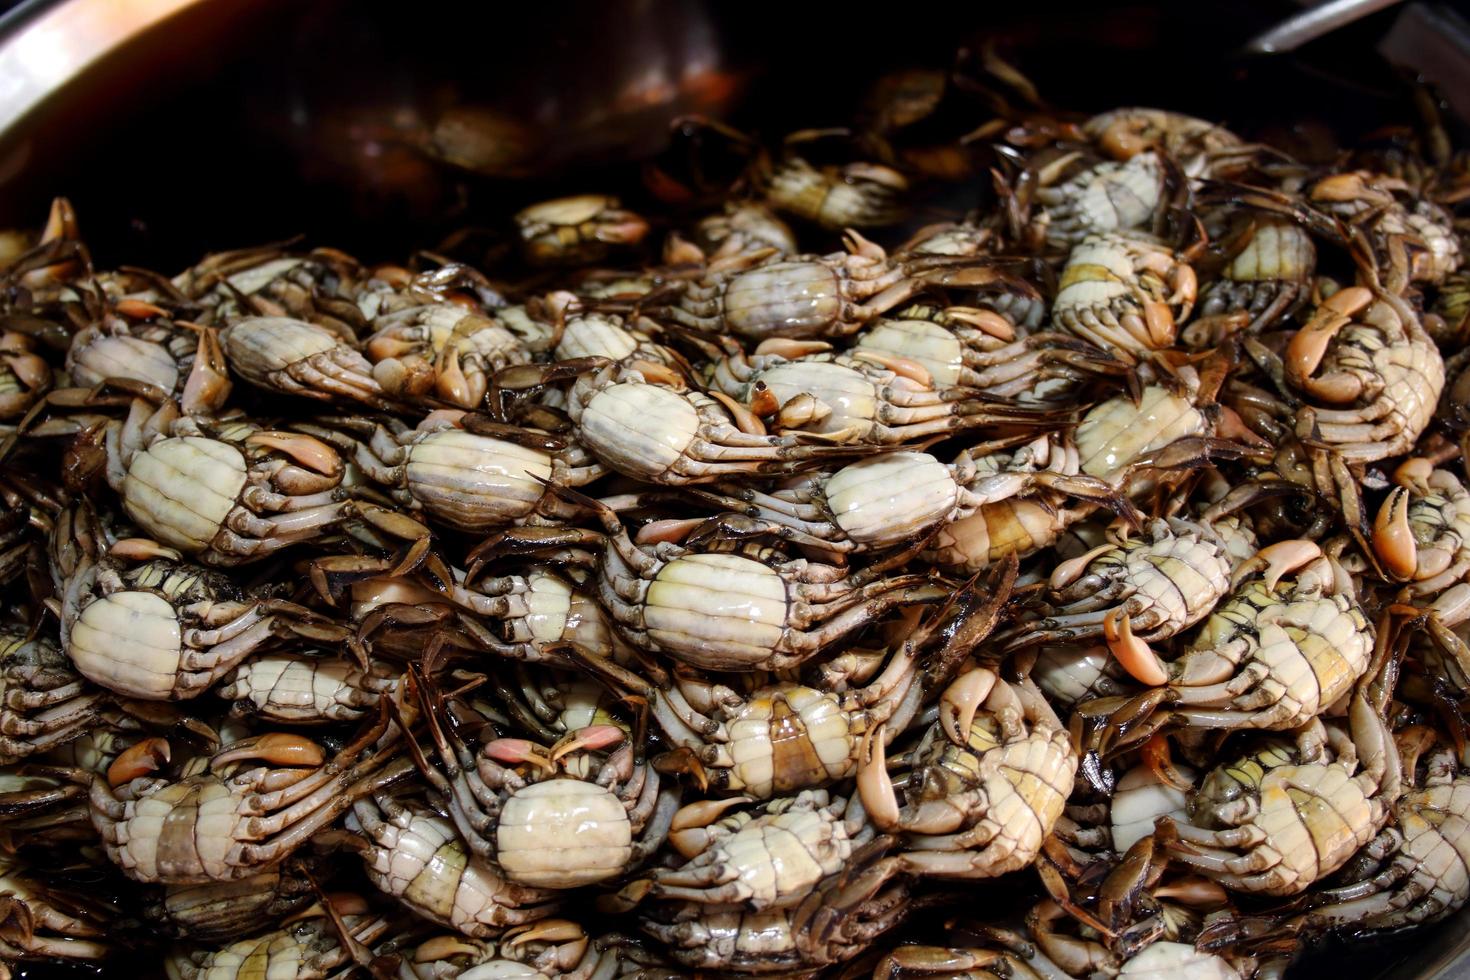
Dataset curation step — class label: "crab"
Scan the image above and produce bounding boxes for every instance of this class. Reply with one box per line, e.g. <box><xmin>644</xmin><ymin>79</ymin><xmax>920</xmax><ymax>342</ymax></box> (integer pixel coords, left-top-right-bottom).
<box><xmin>411</xmin><ymin>675</ymin><xmax>679</xmax><ymax>890</ymax></box>
<box><xmin>364</xmin><ymin>302</ymin><xmax>532</xmax><ymax>407</ymax></box>
<box><xmin>51</xmin><ymin>502</ymin><xmax>347</xmax><ymax>701</ymax></box>
<box><xmin>708</xmin><ymin>338</ymin><xmax>1070</xmax><ymax>445</ymax></box>
<box><xmin>90</xmin><ymin>719</ymin><xmax>414</xmax><ymax>884</ymax></box>
<box><xmin>667</xmin><ymin>230</ymin><xmax>1034</xmax><ymax>342</ymax></box>
<box><xmin>297</xmin><ymin>410</ymin><xmax>604</xmax><ymax>532</ymax></box>
<box><xmin>477</xmin><ymin>489</ymin><xmax>944</xmax><ymax>672</ymax></box>
<box><xmin>858</xmin><ymin>666</ymin><xmax>1077</xmax><ymax>878</ymax></box>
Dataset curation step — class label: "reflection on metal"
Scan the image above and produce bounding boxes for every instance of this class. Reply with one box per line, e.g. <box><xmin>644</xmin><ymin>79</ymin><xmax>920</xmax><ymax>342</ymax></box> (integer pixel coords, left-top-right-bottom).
<box><xmin>0</xmin><ymin>0</ymin><xmax>207</xmax><ymax>134</ymax></box>
<box><xmin>1244</xmin><ymin>0</ymin><xmax>1407</xmax><ymax>53</ymax></box>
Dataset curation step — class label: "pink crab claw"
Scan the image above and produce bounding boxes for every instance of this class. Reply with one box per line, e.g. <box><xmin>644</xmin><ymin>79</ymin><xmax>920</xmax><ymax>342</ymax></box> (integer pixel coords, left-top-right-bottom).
<box><xmin>708</xmin><ymin>391</ymin><xmax>767</xmax><ymax>435</ymax></box>
<box><xmin>1231</xmin><ymin>539</ymin><xmax>1322</xmax><ymax>591</ymax></box>
<box><xmin>1284</xmin><ymin>286</ymin><xmax>1373</xmax><ymax>381</ymax></box>
<box><xmin>1050</xmin><ymin>544</ymin><xmax>1115</xmax><ymax>590</ymax></box>
<box><xmin>850</xmin><ymin>349</ymin><xmax>934</xmax><ymax>388</ymax></box>
<box><xmin>754</xmin><ymin>338</ymin><xmax>832</xmax><ymax>358</ymax></box>
<box><xmin>1393</xmin><ymin>457</ymin><xmax>1435</xmax><ymax>496</ymax></box>
<box><xmin>213</xmin><ymin>733</ymin><xmax>326</xmax><ymax>769</ymax></box>
<box><xmin>669</xmin><ymin>797</ymin><xmax>752</xmax><ymax>858</ymax></box>
<box><xmin>1141</xmin><ymin>299</ymin><xmax>1178</xmax><ymax>348</ymax></box>
<box><xmin>946</xmin><ymin>306</ymin><xmax>1016</xmax><ymax>342</ymax></box>
<box><xmin>1103</xmin><ymin>610</ymin><xmax>1169</xmax><ymax>686</ymax></box>
<box><xmin>856</xmin><ymin>723</ymin><xmax>900</xmax><ymax>831</ymax></box>
<box><xmin>1374</xmin><ymin>487</ymin><xmax>1419</xmax><ymax>582</ymax></box>
<box><xmin>548</xmin><ymin>724</ymin><xmax>624</xmax><ymax>765</ymax></box>
<box><xmin>106</xmin><ymin>737</ymin><xmax>171</xmax><ymax>787</ymax></box>
<box><xmin>636</xmin><ymin>517</ymin><xmax>707</xmax><ymax>545</ymax></box>
<box><xmin>483</xmin><ymin>738</ymin><xmax>554</xmax><ymax>771</ymax></box>
<box><xmin>504</xmin><ymin>919</ymin><xmax>587</xmax><ymax>947</ymax></box>
<box><xmin>413</xmin><ymin>936</ymin><xmax>482</xmax><ymax>963</ymax></box>
<box><xmin>1153</xmin><ymin>876</ymin><xmax>1230</xmax><ymax>906</ymax></box>
<box><xmin>939</xmin><ymin>667</ymin><xmax>997</xmax><ymax>746</ymax></box>
<box><xmin>245</xmin><ymin>431</ymin><xmax>343</xmax><ymax>477</ymax></box>
<box><xmin>109</xmin><ymin>538</ymin><xmax>182</xmax><ymax>562</ymax></box>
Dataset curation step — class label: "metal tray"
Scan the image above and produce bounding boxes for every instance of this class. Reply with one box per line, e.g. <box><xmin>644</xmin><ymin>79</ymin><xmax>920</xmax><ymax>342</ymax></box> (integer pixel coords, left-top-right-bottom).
<box><xmin>0</xmin><ymin>1</ymin><xmax>1466</xmax><ymax>976</ymax></box>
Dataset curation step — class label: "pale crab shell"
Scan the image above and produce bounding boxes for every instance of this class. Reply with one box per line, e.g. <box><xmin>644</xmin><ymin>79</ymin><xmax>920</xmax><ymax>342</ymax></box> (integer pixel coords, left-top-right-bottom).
<box><xmin>1075</xmin><ymin>386</ymin><xmax>1208</xmax><ymax>484</ymax></box>
<box><xmin>644</xmin><ymin>553</ymin><xmax>788</xmax><ymax>669</ymax></box>
<box><xmin>554</xmin><ymin>312</ymin><xmax>641</xmax><ymax>361</ymax></box>
<box><xmin>854</xmin><ymin>318</ymin><xmax>965</xmax><ymax>387</ymax></box>
<box><xmin>356</xmin><ymin>807</ymin><xmax>535</xmax><ymax>935</ymax></box>
<box><xmin>819</xmin><ymin>451</ymin><xmax>959</xmax><ymax>547</ymax></box>
<box><xmin>518</xmin><ymin>568</ymin><xmax>618</xmax><ymax>654</ymax></box>
<box><xmin>578</xmin><ymin>383</ymin><xmax>699</xmax><ymax>481</ymax></box>
<box><xmin>402</xmin><ymin>429</ymin><xmax>553</xmax><ymax>530</ymax></box>
<box><xmin>723</xmin><ymin>687</ymin><xmax>856</xmax><ymax>798</ymax></box>
<box><xmin>69</xmin><ymin>334</ymin><xmax>181</xmax><ymax>392</ymax></box>
<box><xmin>495</xmin><ymin>780</ymin><xmax>633</xmax><ymax>888</ymax></box>
<box><xmin>69</xmin><ymin>590</ymin><xmax>185</xmax><ymax>699</ymax></box>
<box><xmin>723</xmin><ymin>261</ymin><xmax>844</xmax><ymax>340</ymax></box>
<box><xmin>218</xmin><ymin>655</ymin><xmax>386</xmax><ymax>723</ymax></box>
<box><xmin>122</xmin><ymin>437</ymin><xmax>245</xmax><ymax>552</ymax></box>
<box><xmin>754</xmin><ymin>361</ymin><xmax>880</xmax><ymax>437</ymax></box>
<box><xmin>221</xmin><ymin>316</ymin><xmax>345</xmax><ymax>379</ymax></box>
<box><xmin>1117</xmin><ymin>942</ymin><xmax>1240</xmax><ymax>980</ymax></box>
<box><xmin>678</xmin><ymin>803</ymin><xmax>852</xmax><ymax>909</ymax></box>
<box><xmin>1111</xmin><ymin>762</ymin><xmax>1195</xmax><ymax>852</ymax></box>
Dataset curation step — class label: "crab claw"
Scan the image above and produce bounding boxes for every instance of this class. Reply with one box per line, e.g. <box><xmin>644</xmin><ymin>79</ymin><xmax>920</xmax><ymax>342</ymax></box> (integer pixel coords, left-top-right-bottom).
<box><xmin>106</xmin><ymin>737</ymin><xmax>171</xmax><ymax>787</ymax></box>
<box><xmin>850</xmin><ymin>349</ymin><xmax>934</xmax><ymax>388</ymax></box>
<box><xmin>748</xmin><ymin>383</ymin><xmax>780</xmax><ymax>418</ymax></box>
<box><xmin>213</xmin><ymin>732</ymin><xmax>326</xmax><ymax>769</ymax></box>
<box><xmin>754</xmin><ymin>338</ymin><xmax>832</xmax><ymax>358</ymax></box>
<box><xmin>776</xmin><ymin>392</ymin><xmax>832</xmax><ymax>429</ymax></box>
<box><xmin>1374</xmin><ymin>487</ymin><xmax>1418</xmax><ymax>581</ymax></box>
<box><xmin>413</xmin><ymin>936</ymin><xmax>483</xmax><ymax>963</ymax></box>
<box><xmin>180</xmin><ymin>324</ymin><xmax>232</xmax><ymax>415</ymax></box>
<box><xmin>482</xmin><ymin>738</ymin><xmax>554</xmax><ymax>771</ymax></box>
<box><xmin>708</xmin><ymin>390</ymin><xmax>767</xmax><ymax>435</ymax></box>
<box><xmin>946</xmin><ymin>306</ymin><xmax>1016</xmax><ymax>342</ymax></box>
<box><xmin>1393</xmin><ymin>457</ymin><xmax>1435</xmax><ymax>496</ymax></box>
<box><xmin>1050</xmin><ymin>544</ymin><xmax>1115</xmax><ymax>590</ymax></box>
<box><xmin>1231</xmin><ymin>539</ymin><xmax>1322</xmax><ymax>591</ymax></box>
<box><xmin>1141</xmin><ymin>299</ymin><xmax>1177</xmax><ymax>348</ymax></box>
<box><xmin>669</xmin><ymin>797</ymin><xmax>751</xmax><ymax>858</ymax></box>
<box><xmin>939</xmin><ymin>667</ymin><xmax>996</xmax><ymax>745</ymax></box>
<box><xmin>857</xmin><ymin>723</ymin><xmax>901</xmax><ymax>832</ymax></box>
<box><xmin>245</xmin><ymin>431</ymin><xmax>343</xmax><ymax>477</ymax></box>
<box><xmin>109</xmin><ymin>538</ymin><xmax>182</xmax><ymax>562</ymax></box>
<box><xmin>1103</xmin><ymin>610</ymin><xmax>1168</xmax><ymax>686</ymax></box>
<box><xmin>504</xmin><ymin>918</ymin><xmax>586</xmax><ymax>946</ymax></box>
<box><xmin>548</xmin><ymin>724</ymin><xmax>624</xmax><ymax>765</ymax></box>
<box><xmin>636</xmin><ymin>517</ymin><xmax>708</xmax><ymax>545</ymax></box>
<box><xmin>1285</xmin><ymin>286</ymin><xmax>1373</xmax><ymax>382</ymax></box>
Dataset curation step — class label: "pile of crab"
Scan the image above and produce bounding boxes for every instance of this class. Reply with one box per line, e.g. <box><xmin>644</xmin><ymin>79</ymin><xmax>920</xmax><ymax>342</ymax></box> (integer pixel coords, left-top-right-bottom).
<box><xmin>0</xmin><ymin>64</ymin><xmax>1469</xmax><ymax>980</ymax></box>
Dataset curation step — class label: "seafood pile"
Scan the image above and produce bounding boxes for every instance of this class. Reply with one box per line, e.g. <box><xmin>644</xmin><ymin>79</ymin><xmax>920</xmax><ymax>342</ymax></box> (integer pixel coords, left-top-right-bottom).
<box><xmin>1</xmin><ymin>64</ymin><xmax>1470</xmax><ymax>980</ymax></box>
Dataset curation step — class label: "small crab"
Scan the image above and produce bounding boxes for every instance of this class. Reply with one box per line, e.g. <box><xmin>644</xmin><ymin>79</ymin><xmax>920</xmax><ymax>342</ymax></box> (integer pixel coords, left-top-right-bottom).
<box><xmin>364</xmin><ymin>302</ymin><xmax>532</xmax><ymax>407</ymax></box>
<box><xmin>91</xmin><ymin>719</ymin><xmax>413</xmax><ymax>884</ymax></box>
<box><xmin>1050</xmin><ymin>232</ymin><xmax>1196</xmax><ymax>363</ymax></box>
<box><xmin>298</xmin><ymin>411</ymin><xmax>603</xmax><ymax>532</ymax></box>
<box><xmin>220</xmin><ymin>315</ymin><xmax>397</xmax><ymax>409</ymax></box>
<box><xmin>514</xmin><ymin>194</ymin><xmax>651</xmax><ymax>267</ymax></box>
<box><xmin>51</xmin><ymin>502</ymin><xmax>346</xmax><ymax>700</ymax></box>
<box><xmin>858</xmin><ymin>666</ymin><xmax>1077</xmax><ymax>878</ymax></box>
<box><xmin>668</xmin><ymin>230</ymin><xmax>1033</xmax><ymax>342</ymax></box>
<box><xmin>412</xmin><ymin>677</ymin><xmax>678</xmax><ymax>890</ymax></box>
<box><xmin>480</xmin><ymin>490</ymin><xmax>943</xmax><ymax>672</ymax></box>
<box><xmin>709</xmin><ymin>339</ymin><xmax>1069</xmax><ymax>445</ymax></box>
<box><xmin>1372</xmin><ymin>458</ymin><xmax>1470</xmax><ymax>597</ymax></box>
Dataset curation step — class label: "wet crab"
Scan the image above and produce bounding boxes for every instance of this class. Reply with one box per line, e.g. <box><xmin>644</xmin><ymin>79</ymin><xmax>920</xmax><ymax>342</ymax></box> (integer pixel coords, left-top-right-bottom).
<box><xmin>667</xmin><ymin>230</ymin><xmax>1033</xmax><ymax>342</ymax></box>
<box><xmin>364</xmin><ymin>302</ymin><xmax>532</xmax><ymax>407</ymax></box>
<box><xmin>91</xmin><ymin>719</ymin><xmax>413</xmax><ymax>884</ymax></box>
<box><xmin>858</xmin><ymin>665</ymin><xmax>1077</xmax><ymax>878</ymax></box>
<box><xmin>51</xmin><ymin>502</ymin><xmax>346</xmax><ymax>701</ymax></box>
<box><xmin>219</xmin><ymin>316</ymin><xmax>398</xmax><ymax>409</ymax></box>
<box><xmin>480</xmin><ymin>489</ymin><xmax>944</xmax><ymax>672</ymax></box>
<box><xmin>412</xmin><ymin>676</ymin><xmax>679</xmax><ymax>890</ymax></box>
<box><xmin>514</xmin><ymin>194</ymin><xmax>651</xmax><ymax>267</ymax></box>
